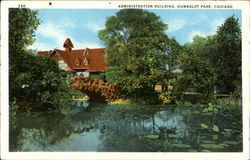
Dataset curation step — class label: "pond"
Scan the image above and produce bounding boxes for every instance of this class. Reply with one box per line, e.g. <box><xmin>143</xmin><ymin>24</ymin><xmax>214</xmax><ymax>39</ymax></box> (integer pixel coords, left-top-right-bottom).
<box><xmin>9</xmin><ymin>102</ymin><xmax>242</xmax><ymax>152</ymax></box>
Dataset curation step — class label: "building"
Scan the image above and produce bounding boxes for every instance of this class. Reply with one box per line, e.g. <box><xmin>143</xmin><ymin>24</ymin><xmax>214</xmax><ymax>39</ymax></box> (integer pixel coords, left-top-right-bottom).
<box><xmin>37</xmin><ymin>38</ymin><xmax>107</xmax><ymax>77</ymax></box>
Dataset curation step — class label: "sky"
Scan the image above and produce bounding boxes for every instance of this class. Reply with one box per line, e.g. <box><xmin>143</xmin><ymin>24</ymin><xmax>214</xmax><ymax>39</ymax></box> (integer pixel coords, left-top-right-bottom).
<box><xmin>29</xmin><ymin>9</ymin><xmax>242</xmax><ymax>51</ymax></box>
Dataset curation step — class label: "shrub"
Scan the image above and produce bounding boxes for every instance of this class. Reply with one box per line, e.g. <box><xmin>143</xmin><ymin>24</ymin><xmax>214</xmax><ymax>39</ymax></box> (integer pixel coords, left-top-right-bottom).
<box><xmin>10</xmin><ymin>53</ymin><xmax>87</xmax><ymax>111</ymax></box>
<box><xmin>9</xmin><ymin>99</ymin><xmax>19</xmax><ymax>129</ymax></box>
<box><xmin>159</xmin><ymin>92</ymin><xmax>173</xmax><ymax>104</ymax></box>
<box><xmin>215</xmin><ymin>98</ymin><xmax>242</xmax><ymax>115</ymax></box>
<box><xmin>90</xmin><ymin>74</ymin><xmax>102</xmax><ymax>80</ymax></box>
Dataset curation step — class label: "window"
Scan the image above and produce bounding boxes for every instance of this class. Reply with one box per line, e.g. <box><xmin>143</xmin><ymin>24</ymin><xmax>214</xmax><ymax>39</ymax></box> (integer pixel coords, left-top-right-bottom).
<box><xmin>83</xmin><ymin>49</ymin><xmax>89</xmax><ymax>55</ymax></box>
<box><xmin>75</xmin><ymin>59</ymin><xmax>80</xmax><ymax>65</ymax></box>
<box><xmin>83</xmin><ymin>58</ymin><xmax>89</xmax><ymax>65</ymax></box>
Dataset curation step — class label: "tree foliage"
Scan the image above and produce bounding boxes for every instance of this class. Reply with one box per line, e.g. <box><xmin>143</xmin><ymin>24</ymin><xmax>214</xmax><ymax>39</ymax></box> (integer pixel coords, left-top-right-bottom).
<box><xmin>9</xmin><ymin>8</ymin><xmax>40</xmax><ymax>101</ymax></box>
<box><xmin>175</xmin><ymin>16</ymin><xmax>241</xmax><ymax>102</ymax></box>
<box><xmin>176</xmin><ymin>36</ymin><xmax>217</xmax><ymax>102</ymax></box>
<box><xmin>99</xmin><ymin>9</ymin><xmax>171</xmax><ymax>103</ymax></box>
<box><xmin>213</xmin><ymin>16</ymin><xmax>241</xmax><ymax>94</ymax></box>
<box><xmin>11</xmin><ymin>52</ymin><xmax>65</xmax><ymax>101</ymax></box>
<box><xmin>9</xmin><ymin>9</ymin><xmax>40</xmax><ymax>77</ymax></box>
<box><xmin>9</xmin><ymin>8</ymin><xmax>85</xmax><ymax>110</ymax></box>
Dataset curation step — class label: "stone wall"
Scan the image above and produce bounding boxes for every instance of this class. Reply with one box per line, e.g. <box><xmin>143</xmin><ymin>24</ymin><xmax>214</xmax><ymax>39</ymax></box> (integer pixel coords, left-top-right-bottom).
<box><xmin>70</xmin><ymin>76</ymin><xmax>125</xmax><ymax>103</ymax></box>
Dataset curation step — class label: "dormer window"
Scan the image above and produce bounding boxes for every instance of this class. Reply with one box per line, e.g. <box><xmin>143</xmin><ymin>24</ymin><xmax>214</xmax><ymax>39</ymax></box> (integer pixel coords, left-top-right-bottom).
<box><xmin>83</xmin><ymin>49</ymin><xmax>89</xmax><ymax>55</ymax></box>
<box><xmin>83</xmin><ymin>58</ymin><xmax>89</xmax><ymax>65</ymax></box>
<box><xmin>75</xmin><ymin>59</ymin><xmax>80</xmax><ymax>65</ymax></box>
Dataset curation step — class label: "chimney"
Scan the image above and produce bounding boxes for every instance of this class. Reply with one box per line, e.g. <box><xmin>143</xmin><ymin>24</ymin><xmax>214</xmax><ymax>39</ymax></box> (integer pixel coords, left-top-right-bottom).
<box><xmin>63</xmin><ymin>38</ymin><xmax>74</xmax><ymax>53</ymax></box>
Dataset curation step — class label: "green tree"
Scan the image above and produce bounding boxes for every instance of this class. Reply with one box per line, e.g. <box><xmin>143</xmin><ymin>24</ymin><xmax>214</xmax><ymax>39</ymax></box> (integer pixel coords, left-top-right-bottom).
<box><xmin>9</xmin><ymin>8</ymin><xmax>40</xmax><ymax>54</ymax></box>
<box><xmin>9</xmin><ymin>8</ymin><xmax>40</xmax><ymax>101</ymax></box>
<box><xmin>165</xmin><ymin>38</ymin><xmax>182</xmax><ymax>73</ymax></box>
<box><xmin>176</xmin><ymin>36</ymin><xmax>217</xmax><ymax>102</ymax></box>
<box><xmin>99</xmin><ymin>9</ymin><xmax>170</xmax><ymax>104</ymax></box>
<box><xmin>213</xmin><ymin>16</ymin><xmax>241</xmax><ymax>94</ymax></box>
<box><xmin>9</xmin><ymin>8</ymin><xmax>85</xmax><ymax>110</ymax></box>
<box><xmin>12</xmin><ymin>52</ymin><xmax>65</xmax><ymax>101</ymax></box>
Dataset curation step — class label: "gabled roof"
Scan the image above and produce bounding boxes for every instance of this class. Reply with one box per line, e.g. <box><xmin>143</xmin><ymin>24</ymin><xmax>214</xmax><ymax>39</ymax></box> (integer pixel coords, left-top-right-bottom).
<box><xmin>36</xmin><ymin>38</ymin><xmax>107</xmax><ymax>72</ymax></box>
<box><xmin>36</xmin><ymin>51</ymin><xmax>49</xmax><ymax>55</ymax></box>
<box><xmin>55</xmin><ymin>48</ymin><xmax>107</xmax><ymax>72</ymax></box>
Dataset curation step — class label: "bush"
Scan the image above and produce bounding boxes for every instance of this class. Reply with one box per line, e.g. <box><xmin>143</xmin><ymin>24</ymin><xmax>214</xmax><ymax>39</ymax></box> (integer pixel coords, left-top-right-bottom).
<box><xmin>10</xmin><ymin>52</ymin><xmax>87</xmax><ymax>112</ymax></box>
<box><xmin>159</xmin><ymin>92</ymin><xmax>174</xmax><ymax>104</ymax></box>
<box><xmin>90</xmin><ymin>74</ymin><xmax>102</xmax><ymax>80</ymax></box>
<box><xmin>9</xmin><ymin>99</ymin><xmax>19</xmax><ymax>129</ymax></box>
<box><xmin>215</xmin><ymin>98</ymin><xmax>241</xmax><ymax>115</ymax></box>
<box><xmin>129</xmin><ymin>90</ymin><xmax>161</xmax><ymax>105</ymax></box>
<box><xmin>10</xmin><ymin>53</ymin><xmax>64</xmax><ymax>101</ymax></box>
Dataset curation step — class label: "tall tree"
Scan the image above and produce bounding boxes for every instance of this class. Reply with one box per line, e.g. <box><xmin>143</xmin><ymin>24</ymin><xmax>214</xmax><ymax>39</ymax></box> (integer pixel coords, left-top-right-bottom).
<box><xmin>213</xmin><ymin>16</ymin><xmax>241</xmax><ymax>94</ymax></box>
<box><xmin>99</xmin><ymin>9</ymin><xmax>170</xmax><ymax>103</ymax></box>
<box><xmin>9</xmin><ymin>8</ymin><xmax>40</xmax><ymax>100</ymax></box>
<box><xmin>9</xmin><ymin>8</ymin><xmax>40</xmax><ymax>73</ymax></box>
<box><xmin>9</xmin><ymin>9</ymin><xmax>84</xmax><ymax>106</ymax></box>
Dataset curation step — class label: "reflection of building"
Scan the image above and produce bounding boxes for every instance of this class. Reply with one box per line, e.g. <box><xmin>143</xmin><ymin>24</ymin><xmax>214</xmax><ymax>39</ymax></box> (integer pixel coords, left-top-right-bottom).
<box><xmin>37</xmin><ymin>38</ymin><xmax>107</xmax><ymax>77</ymax></box>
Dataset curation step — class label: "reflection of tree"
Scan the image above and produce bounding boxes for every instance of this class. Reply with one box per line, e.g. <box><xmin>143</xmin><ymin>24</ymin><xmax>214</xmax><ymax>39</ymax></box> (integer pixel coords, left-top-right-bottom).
<box><xmin>10</xmin><ymin>104</ymin><xmax>242</xmax><ymax>152</ymax></box>
<box><xmin>97</xmin><ymin>107</ymin><xmax>187</xmax><ymax>151</ymax></box>
<box><xmin>10</xmin><ymin>107</ymin><xmax>103</xmax><ymax>151</ymax></box>
<box><xmin>10</xmin><ymin>114</ymin><xmax>69</xmax><ymax>151</ymax></box>
<box><xmin>97</xmin><ymin>118</ymin><xmax>159</xmax><ymax>151</ymax></box>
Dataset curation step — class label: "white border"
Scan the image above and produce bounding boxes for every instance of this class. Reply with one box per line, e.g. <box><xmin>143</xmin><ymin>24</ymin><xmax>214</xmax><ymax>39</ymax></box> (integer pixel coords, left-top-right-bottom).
<box><xmin>1</xmin><ymin>1</ymin><xmax>249</xmax><ymax>160</ymax></box>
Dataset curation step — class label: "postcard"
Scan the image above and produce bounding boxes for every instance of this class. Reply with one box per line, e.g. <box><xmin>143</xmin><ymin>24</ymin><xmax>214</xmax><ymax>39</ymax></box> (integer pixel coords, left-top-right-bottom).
<box><xmin>1</xmin><ymin>1</ymin><xmax>249</xmax><ymax>160</ymax></box>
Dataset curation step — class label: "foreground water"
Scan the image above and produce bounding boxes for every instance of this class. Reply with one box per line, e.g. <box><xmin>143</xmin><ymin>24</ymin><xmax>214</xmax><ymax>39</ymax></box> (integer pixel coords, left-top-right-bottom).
<box><xmin>10</xmin><ymin>102</ymin><xmax>242</xmax><ymax>152</ymax></box>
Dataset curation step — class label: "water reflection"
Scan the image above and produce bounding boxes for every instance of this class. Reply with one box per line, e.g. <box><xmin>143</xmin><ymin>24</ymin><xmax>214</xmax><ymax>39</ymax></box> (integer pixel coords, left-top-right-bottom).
<box><xmin>10</xmin><ymin>103</ymin><xmax>242</xmax><ymax>152</ymax></box>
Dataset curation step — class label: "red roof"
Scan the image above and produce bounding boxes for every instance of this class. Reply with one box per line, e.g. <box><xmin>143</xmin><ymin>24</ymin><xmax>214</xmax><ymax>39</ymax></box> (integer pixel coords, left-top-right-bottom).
<box><xmin>36</xmin><ymin>38</ymin><xmax>107</xmax><ymax>72</ymax></box>
<box><xmin>55</xmin><ymin>48</ymin><xmax>107</xmax><ymax>72</ymax></box>
<box><xmin>37</xmin><ymin>51</ymin><xmax>49</xmax><ymax>55</ymax></box>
